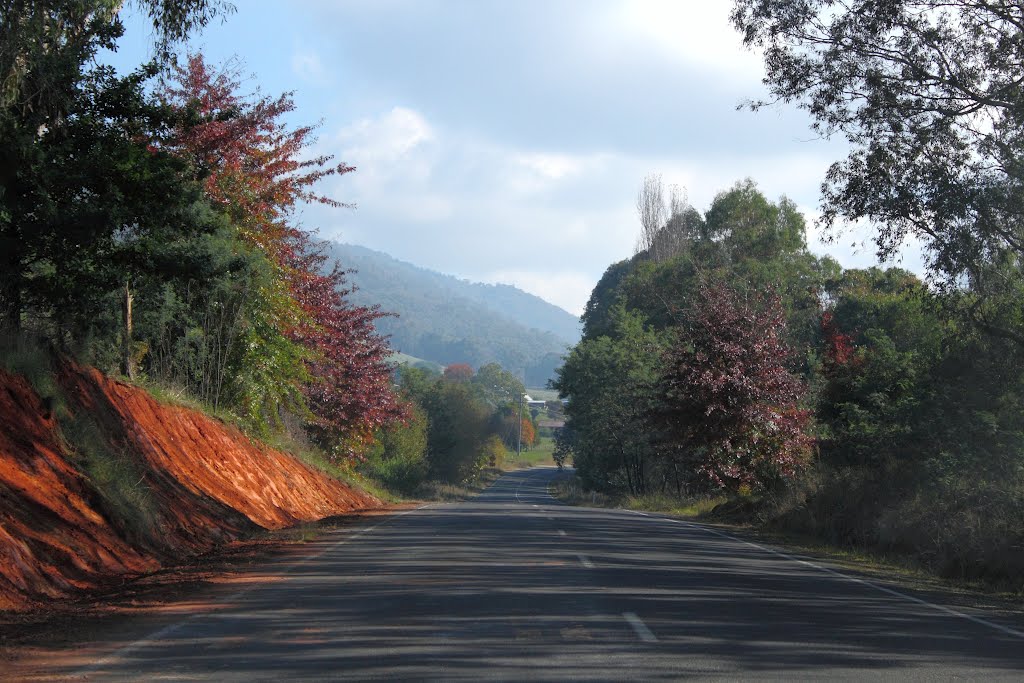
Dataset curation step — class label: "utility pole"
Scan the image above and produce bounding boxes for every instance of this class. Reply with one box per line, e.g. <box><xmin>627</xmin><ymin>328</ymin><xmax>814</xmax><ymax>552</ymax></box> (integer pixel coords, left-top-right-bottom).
<box><xmin>517</xmin><ymin>392</ymin><xmax>524</xmax><ymax>459</ymax></box>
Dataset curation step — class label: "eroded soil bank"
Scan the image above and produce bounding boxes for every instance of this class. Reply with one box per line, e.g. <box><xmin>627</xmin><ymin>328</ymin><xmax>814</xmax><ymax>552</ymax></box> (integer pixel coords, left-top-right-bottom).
<box><xmin>0</xmin><ymin>364</ymin><xmax>379</xmax><ymax>611</ymax></box>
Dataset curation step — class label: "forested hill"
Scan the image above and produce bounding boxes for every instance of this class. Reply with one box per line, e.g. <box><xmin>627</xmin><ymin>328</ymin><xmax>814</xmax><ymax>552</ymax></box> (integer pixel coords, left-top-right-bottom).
<box><xmin>326</xmin><ymin>243</ymin><xmax>578</xmax><ymax>385</ymax></box>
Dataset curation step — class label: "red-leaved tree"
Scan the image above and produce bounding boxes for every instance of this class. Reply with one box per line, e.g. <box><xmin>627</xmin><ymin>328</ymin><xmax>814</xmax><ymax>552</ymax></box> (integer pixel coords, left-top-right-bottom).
<box><xmin>285</xmin><ymin>229</ymin><xmax>405</xmax><ymax>456</ymax></box>
<box><xmin>161</xmin><ymin>54</ymin><xmax>351</xmax><ymax>256</ymax></box>
<box><xmin>657</xmin><ymin>283</ymin><xmax>813</xmax><ymax>491</ymax></box>
<box><xmin>161</xmin><ymin>53</ymin><xmax>403</xmax><ymax>454</ymax></box>
<box><xmin>443</xmin><ymin>364</ymin><xmax>474</xmax><ymax>383</ymax></box>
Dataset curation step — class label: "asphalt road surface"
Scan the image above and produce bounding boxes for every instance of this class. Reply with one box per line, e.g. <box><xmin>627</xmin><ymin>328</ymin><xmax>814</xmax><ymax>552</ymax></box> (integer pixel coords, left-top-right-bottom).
<box><xmin>49</xmin><ymin>467</ymin><xmax>1024</xmax><ymax>680</ymax></box>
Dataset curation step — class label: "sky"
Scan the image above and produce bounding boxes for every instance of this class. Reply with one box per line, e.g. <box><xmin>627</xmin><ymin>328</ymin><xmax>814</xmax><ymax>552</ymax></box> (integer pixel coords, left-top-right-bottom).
<box><xmin>111</xmin><ymin>0</ymin><xmax>924</xmax><ymax>316</ymax></box>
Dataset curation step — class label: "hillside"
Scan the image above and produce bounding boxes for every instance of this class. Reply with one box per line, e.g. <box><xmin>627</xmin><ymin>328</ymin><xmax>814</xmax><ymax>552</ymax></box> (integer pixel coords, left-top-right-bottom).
<box><xmin>0</xmin><ymin>362</ymin><xmax>378</xmax><ymax>611</ymax></box>
<box><xmin>328</xmin><ymin>243</ymin><xmax>577</xmax><ymax>385</ymax></box>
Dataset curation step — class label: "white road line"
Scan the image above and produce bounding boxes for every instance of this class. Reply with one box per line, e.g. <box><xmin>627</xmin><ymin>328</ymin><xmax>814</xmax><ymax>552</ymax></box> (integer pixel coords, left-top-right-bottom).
<box><xmin>623</xmin><ymin>612</ymin><xmax>658</xmax><ymax>642</ymax></box>
<box><xmin>558</xmin><ymin>530</ymin><xmax>567</xmax><ymax>537</ymax></box>
<box><xmin>577</xmin><ymin>554</ymin><xmax>594</xmax><ymax>568</ymax></box>
<box><xmin>644</xmin><ymin>513</ymin><xmax>1024</xmax><ymax>641</ymax></box>
<box><xmin>73</xmin><ymin>502</ymin><xmax>434</xmax><ymax>677</ymax></box>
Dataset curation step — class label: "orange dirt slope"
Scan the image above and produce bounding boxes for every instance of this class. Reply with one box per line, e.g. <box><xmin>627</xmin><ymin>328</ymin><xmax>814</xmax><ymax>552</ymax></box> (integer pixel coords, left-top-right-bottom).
<box><xmin>0</xmin><ymin>364</ymin><xmax>380</xmax><ymax>611</ymax></box>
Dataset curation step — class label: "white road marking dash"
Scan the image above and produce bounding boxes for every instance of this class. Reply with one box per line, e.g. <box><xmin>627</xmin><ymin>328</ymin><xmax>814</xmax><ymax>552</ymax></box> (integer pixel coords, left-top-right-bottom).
<box><xmin>623</xmin><ymin>612</ymin><xmax>657</xmax><ymax>642</ymax></box>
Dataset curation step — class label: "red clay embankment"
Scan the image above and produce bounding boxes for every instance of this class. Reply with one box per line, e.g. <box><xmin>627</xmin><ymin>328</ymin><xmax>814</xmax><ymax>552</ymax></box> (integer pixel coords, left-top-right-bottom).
<box><xmin>0</xmin><ymin>364</ymin><xmax>379</xmax><ymax>611</ymax></box>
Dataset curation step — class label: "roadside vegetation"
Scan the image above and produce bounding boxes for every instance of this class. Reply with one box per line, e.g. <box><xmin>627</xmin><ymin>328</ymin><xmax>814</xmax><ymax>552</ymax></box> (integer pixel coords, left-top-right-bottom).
<box><xmin>0</xmin><ymin>2</ymin><xmax>550</xmax><ymax>519</ymax></box>
<box><xmin>553</xmin><ymin>0</ymin><xmax>1024</xmax><ymax>593</ymax></box>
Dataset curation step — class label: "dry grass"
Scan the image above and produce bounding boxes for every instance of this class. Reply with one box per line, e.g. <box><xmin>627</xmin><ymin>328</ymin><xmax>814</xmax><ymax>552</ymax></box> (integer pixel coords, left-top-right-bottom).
<box><xmin>415</xmin><ymin>467</ymin><xmax>505</xmax><ymax>502</ymax></box>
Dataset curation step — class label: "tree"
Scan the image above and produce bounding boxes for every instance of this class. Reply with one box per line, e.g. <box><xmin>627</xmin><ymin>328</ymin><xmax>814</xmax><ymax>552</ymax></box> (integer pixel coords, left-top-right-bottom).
<box><xmin>443</xmin><ymin>363</ymin><xmax>474</xmax><ymax>383</ymax></box>
<box><xmin>554</xmin><ymin>306</ymin><xmax>665</xmax><ymax>494</ymax></box>
<box><xmin>288</xmin><ymin>230</ymin><xmax>404</xmax><ymax>456</ymax></box>
<box><xmin>635</xmin><ymin>173</ymin><xmax>666</xmax><ymax>258</ymax></box>
<box><xmin>420</xmin><ymin>380</ymin><xmax>490</xmax><ymax>482</ymax></box>
<box><xmin>635</xmin><ymin>174</ymin><xmax>698</xmax><ymax>263</ymax></box>
<box><xmin>471</xmin><ymin>362</ymin><xmax>524</xmax><ymax>407</ymax></box>
<box><xmin>360</xmin><ymin>402</ymin><xmax>429</xmax><ymax>495</ymax></box>
<box><xmin>160</xmin><ymin>54</ymin><xmax>396</xmax><ymax>438</ymax></box>
<box><xmin>1</xmin><ymin>1</ymin><xmax>232</xmax><ymax>331</ymax></box>
<box><xmin>656</xmin><ymin>283</ymin><xmax>813</xmax><ymax>492</ymax></box>
<box><xmin>160</xmin><ymin>54</ymin><xmax>352</xmax><ymax>257</ymax></box>
<box><xmin>732</xmin><ymin>0</ymin><xmax>1024</xmax><ymax>344</ymax></box>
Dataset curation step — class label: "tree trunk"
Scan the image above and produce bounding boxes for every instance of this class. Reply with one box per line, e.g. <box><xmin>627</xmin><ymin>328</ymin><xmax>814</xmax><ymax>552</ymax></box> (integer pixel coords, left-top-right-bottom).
<box><xmin>121</xmin><ymin>280</ymin><xmax>135</xmax><ymax>379</ymax></box>
<box><xmin>0</xmin><ymin>260</ymin><xmax>22</xmax><ymax>333</ymax></box>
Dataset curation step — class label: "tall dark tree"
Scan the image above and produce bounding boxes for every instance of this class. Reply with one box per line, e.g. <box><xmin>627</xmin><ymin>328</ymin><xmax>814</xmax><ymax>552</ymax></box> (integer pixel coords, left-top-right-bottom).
<box><xmin>1</xmin><ymin>1</ymin><xmax>232</xmax><ymax>331</ymax></box>
<box><xmin>732</xmin><ymin>0</ymin><xmax>1024</xmax><ymax>344</ymax></box>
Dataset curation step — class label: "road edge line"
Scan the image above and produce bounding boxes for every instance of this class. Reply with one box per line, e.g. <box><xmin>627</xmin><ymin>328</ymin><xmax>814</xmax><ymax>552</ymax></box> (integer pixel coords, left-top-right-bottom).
<box><xmin>662</xmin><ymin>515</ymin><xmax>1024</xmax><ymax>641</ymax></box>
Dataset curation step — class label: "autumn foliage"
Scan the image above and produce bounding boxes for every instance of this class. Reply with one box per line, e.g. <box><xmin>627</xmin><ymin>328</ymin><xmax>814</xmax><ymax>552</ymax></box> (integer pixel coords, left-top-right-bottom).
<box><xmin>159</xmin><ymin>54</ymin><xmax>402</xmax><ymax>454</ymax></box>
<box><xmin>657</xmin><ymin>284</ymin><xmax>813</xmax><ymax>491</ymax></box>
<box><xmin>821</xmin><ymin>310</ymin><xmax>856</xmax><ymax>371</ymax></box>
<box><xmin>443</xmin><ymin>363</ymin><xmax>474</xmax><ymax>383</ymax></box>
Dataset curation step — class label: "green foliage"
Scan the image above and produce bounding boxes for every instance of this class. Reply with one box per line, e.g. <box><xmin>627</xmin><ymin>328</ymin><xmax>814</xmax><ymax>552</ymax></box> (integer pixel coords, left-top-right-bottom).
<box><xmin>471</xmin><ymin>362</ymin><xmax>525</xmax><ymax>407</ymax></box>
<box><xmin>480</xmin><ymin>435</ymin><xmax>508</xmax><ymax>469</ymax></box>
<box><xmin>0</xmin><ymin>332</ymin><xmax>66</xmax><ymax>418</ymax></box>
<box><xmin>564</xmin><ymin>181</ymin><xmax>823</xmax><ymax>496</ymax></box>
<box><xmin>360</xmin><ymin>405</ymin><xmax>429</xmax><ymax>495</ymax></box>
<box><xmin>734</xmin><ymin>0</ymin><xmax>1024</xmax><ymax>348</ymax></box>
<box><xmin>420</xmin><ymin>379</ymin><xmax>491</xmax><ymax>483</ymax></box>
<box><xmin>555</xmin><ymin>306</ymin><xmax>666</xmax><ymax>493</ymax></box>
<box><xmin>225</xmin><ymin>264</ymin><xmax>313</xmax><ymax>434</ymax></box>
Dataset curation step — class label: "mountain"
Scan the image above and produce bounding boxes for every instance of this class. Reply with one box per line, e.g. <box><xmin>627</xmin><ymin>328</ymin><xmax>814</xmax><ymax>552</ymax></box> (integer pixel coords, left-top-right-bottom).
<box><xmin>326</xmin><ymin>243</ymin><xmax>579</xmax><ymax>386</ymax></box>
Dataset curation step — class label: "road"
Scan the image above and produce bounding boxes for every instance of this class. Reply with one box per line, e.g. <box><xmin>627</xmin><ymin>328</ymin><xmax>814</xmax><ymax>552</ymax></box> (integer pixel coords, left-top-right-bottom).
<box><xmin>44</xmin><ymin>467</ymin><xmax>1024</xmax><ymax>680</ymax></box>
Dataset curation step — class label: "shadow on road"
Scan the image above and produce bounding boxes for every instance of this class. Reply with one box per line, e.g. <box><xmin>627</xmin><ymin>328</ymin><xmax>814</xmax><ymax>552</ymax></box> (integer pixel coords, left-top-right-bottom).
<box><xmin>20</xmin><ymin>468</ymin><xmax>1024</xmax><ymax>680</ymax></box>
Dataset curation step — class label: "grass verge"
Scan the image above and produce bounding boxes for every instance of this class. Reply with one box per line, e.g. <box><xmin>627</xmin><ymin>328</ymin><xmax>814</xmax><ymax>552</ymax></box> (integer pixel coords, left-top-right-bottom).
<box><xmin>415</xmin><ymin>467</ymin><xmax>505</xmax><ymax>502</ymax></box>
<box><xmin>550</xmin><ymin>475</ymin><xmax>726</xmax><ymax>517</ymax></box>
<box><xmin>551</xmin><ymin>474</ymin><xmax>1024</xmax><ymax>605</ymax></box>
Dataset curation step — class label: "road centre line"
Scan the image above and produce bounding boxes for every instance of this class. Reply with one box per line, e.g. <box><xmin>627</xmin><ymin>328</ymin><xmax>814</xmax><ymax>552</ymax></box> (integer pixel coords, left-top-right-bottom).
<box><xmin>642</xmin><ymin>513</ymin><xmax>1024</xmax><ymax>641</ymax></box>
<box><xmin>577</xmin><ymin>554</ymin><xmax>594</xmax><ymax>568</ymax></box>
<box><xmin>623</xmin><ymin>612</ymin><xmax>658</xmax><ymax>643</ymax></box>
<box><xmin>74</xmin><ymin>502</ymin><xmax>434</xmax><ymax>676</ymax></box>
<box><xmin>558</xmin><ymin>530</ymin><xmax>567</xmax><ymax>537</ymax></box>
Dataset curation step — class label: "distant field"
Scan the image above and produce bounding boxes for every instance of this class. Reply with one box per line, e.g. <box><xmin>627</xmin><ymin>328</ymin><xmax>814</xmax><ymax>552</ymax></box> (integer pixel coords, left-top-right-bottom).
<box><xmin>388</xmin><ymin>352</ymin><xmax>443</xmax><ymax>373</ymax></box>
<box><xmin>525</xmin><ymin>388</ymin><xmax>560</xmax><ymax>401</ymax></box>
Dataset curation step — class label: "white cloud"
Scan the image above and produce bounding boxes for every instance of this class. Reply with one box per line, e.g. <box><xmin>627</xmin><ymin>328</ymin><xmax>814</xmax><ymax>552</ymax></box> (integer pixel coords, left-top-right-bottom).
<box><xmin>338</xmin><ymin>106</ymin><xmax>435</xmax><ymax>164</ymax></box>
<box><xmin>516</xmin><ymin>152</ymin><xmax>585</xmax><ymax>180</ymax></box>
<box><xmin>601</xmin><ymin>1</ymin><xmax>764</xmax><ymax>84</ymax></box>
<box><xmin>316</xmin><ymin>106</ymin><xmax>925</xmax><ymax>316</ymax></box>
<box><xmin>291</xmin><ymin>50</ymin><xmax>329</xmax><ymax>84</ymax></box>
<box><xmin>480</xmin><ymin>269</ymin><xmax>595</xmax><ymax>317</ymax></box>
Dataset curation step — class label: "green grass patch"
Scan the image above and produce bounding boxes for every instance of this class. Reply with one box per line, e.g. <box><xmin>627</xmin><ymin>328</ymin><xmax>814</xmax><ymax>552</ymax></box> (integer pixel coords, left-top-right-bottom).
<box><xmin>623</xmin><ymin>492</ymin><xmax>729</xmax><ymax>517</ymax></box>
<box><xmin>388</xmin><ymin>352</ymin><xmax>443</xmax><ymax>373</ymax></box>
<box><xmin>507</xmin><ymin>435</ymin><xmax>557</xmax><ymax>469</ymax></box>
<box><xmin>61</xmin><ymin>412</ymin><xmax>161</xmax><ymax>544</ymax></box>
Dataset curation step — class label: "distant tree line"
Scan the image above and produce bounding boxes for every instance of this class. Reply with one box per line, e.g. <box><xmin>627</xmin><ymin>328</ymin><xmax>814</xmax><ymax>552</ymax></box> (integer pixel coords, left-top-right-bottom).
<box><xmin>359</xmin><ymin>362</ymin><xmax>537</xmax><ymax>493</ymax></box>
